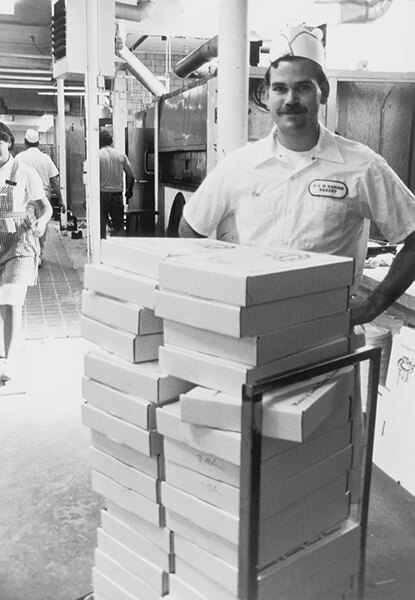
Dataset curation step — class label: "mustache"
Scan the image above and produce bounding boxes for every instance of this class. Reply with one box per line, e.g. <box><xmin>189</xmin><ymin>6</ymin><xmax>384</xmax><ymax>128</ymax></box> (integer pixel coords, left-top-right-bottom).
<box><xmin>278</xmin><ymin>106</ymin><xmax>307</xmax><ymax>115</ymax></box>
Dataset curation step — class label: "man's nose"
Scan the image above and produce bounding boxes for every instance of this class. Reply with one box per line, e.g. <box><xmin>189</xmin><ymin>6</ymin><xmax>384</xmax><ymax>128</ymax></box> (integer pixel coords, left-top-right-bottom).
<box><xmin>284</xmin><ymin>88</ymin><xmax>299</xmax><ymax>104</ymax></box>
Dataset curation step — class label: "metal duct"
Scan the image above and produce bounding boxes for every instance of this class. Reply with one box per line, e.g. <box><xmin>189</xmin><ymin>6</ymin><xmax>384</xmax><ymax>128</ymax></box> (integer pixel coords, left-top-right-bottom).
<box><xmin>115</xmin><ymin>0</ymin><xmax>155</xmax><ymax>21</ymax></box>
<box><xmin>174</xmin><ymin>35</ymin><xmax>218</xmax><ymax>78</ymax></box>
<box><xmin>313</xmin><ymin>0</ymin><xmax>394</xmax><ymax>22</ymax></box>
<box><xmin>341</xmin><ymin>0</ymin><xmax>394</xmax><ymax>22</ymax></box>
<box><xmin>115</xmin><ymin>26</ymin><xmax>168</xmax><ymax>97</ymax></box>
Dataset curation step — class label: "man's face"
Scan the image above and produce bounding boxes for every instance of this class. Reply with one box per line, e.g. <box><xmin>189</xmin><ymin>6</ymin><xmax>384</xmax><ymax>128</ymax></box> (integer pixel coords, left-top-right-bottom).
<box><xmin>266</xmin><ymin>58</ymin><xmax>324</xmax><ymax>139</ymax></box>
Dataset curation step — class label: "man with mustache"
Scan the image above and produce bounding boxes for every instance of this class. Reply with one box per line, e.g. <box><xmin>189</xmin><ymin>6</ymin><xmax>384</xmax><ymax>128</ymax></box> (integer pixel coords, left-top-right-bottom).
<box><xmin>179</xmin><ymin>25</ymin><xmax>415</xmax><ymax>326</ymax></box>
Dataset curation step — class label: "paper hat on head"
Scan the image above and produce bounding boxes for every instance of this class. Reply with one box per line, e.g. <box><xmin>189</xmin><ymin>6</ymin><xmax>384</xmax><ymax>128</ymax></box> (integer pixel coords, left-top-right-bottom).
<box><xmin>269</xmin><ymin>25</ymin><xmax>326</xmax><ymax>70</ymax></box>
<box><xmin>25</xmin><ymin>128</ymin><xmax>40</xmax><ymax>144</ymax></box>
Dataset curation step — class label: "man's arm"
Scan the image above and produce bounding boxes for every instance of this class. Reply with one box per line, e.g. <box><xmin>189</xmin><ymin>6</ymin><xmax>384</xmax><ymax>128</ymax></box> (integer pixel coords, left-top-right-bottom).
<box><xmin>178</xmin><ymin>216</ymin><xmax>206</xmax><ymax>238</ymax></box>
<box><xmin>350</xmin><ymin>230</ymin><xmax>415</xmax><ymax>325</ymax></box>
<box><xmin>49</xmin><ymin>175</ymin><xmax>66</xmax><ymax>213</ymax></box>
<box><xmin>124</xmin><ymin>157</ymin><xmax>135</xmax><ymax>201</ymax></box>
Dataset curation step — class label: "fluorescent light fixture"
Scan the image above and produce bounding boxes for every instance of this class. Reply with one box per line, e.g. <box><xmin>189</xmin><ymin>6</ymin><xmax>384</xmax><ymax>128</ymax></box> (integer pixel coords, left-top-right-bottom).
<box><xmin>0</xmin><ymin>0</ymin><xmax>15</xmax><ymax>16</ymax></box>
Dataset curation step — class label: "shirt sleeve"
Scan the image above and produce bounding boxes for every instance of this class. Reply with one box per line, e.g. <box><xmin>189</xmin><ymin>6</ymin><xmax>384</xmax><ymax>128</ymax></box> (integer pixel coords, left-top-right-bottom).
<box><xmin>25</xmin><ymin>164</ymin><xmax>47</xmax><ymax>202</ymax></box>
<box><xmin>359</xmin><ymin>154</ymin><xmax>415</xmax><ymax>244</ymax></box>
<box><xmin>47</xmin><ymin>156</ymin><xmax>59</xmax><ymax>179</ymax></box>
<box><xmin>182</xmin><ymin>155</ymin><xmax>234</xmax><ymax>237</ymax></box>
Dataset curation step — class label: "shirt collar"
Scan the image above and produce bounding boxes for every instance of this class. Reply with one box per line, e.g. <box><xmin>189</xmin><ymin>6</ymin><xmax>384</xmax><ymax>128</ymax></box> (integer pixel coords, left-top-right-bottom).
<box><xmin>253</xmin><ymin>124</ymin><xmax>346</xmax><ymax>167</ymax></box>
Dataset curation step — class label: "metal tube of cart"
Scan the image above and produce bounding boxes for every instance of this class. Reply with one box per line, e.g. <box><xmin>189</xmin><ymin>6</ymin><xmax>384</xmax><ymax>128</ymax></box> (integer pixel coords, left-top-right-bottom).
<box><xmin>238</xmin><ymin>345</ymin><xmax>382</xmax><ymax>600</ymax></box>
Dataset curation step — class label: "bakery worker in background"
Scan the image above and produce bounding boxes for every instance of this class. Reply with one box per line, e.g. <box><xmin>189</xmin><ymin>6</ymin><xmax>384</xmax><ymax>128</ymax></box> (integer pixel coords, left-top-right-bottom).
<box><xmin>15</xmin><ymin>128</ymin><xmax>65</xmax><ymax>263</ymax></box>
<box><xmin>99</xmin><ymin>128</ymin><xmax>135</xmax><ymax>238</ymax></box>
<box><xmin>0</xmin><ymin>122</ymin><xmax>52</xmax><ymax>385</ymax></box>
<box><xmin>179</xmin><ymin>25</ymin><xmax>415</xmax><ymax>327</ymax></box>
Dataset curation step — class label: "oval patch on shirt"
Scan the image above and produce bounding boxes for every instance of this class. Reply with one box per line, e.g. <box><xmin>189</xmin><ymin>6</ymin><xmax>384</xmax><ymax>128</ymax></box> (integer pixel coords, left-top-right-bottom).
<box><xmin>308</xmin><ymin>179</ymin><xmax>348</xmax><ymax>199</ymax></box>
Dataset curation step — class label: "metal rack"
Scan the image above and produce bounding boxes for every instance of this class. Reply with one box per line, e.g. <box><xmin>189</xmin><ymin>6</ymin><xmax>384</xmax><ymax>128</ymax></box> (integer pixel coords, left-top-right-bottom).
<box><xmin>237</xmin><ymin>345</ymin><xmax>382</xmax><ymax>600</ymax></box>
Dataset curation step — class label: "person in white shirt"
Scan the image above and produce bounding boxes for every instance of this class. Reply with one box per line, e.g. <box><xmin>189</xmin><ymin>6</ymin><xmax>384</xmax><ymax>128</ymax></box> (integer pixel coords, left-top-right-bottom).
<box><xmin>0</xmin><ymin>122</ymin><xmax>52</xmax><ymax>385</ymax></box>
<box><xmin>99</xmin><ymin>129</ymin><xmax>135</xmax><ymax>237</ymax></box>
<box><xmin>15</xmin><ymin>128</ymin><xmax>65</xmax><ymax>260</ymax></box>
<box><xmin>179</xmin><ymin>25</ymin><xmax>415</xmax><ymax>327</ymax></box>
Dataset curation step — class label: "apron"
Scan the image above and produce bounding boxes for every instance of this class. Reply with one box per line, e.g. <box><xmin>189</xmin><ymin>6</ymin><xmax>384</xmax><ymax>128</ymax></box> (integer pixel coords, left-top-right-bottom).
<box><xmin>0</xmin><ymin>160</ymin><xmax>39</xmax><ymax>291</ymax></box>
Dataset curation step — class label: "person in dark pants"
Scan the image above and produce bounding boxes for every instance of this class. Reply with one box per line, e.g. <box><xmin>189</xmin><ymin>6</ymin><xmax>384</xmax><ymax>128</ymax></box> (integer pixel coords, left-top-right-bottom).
<box><xmin>99</xmin><ymin>129</ymin><xmax>135</xmax><ymax>238</ymax></box>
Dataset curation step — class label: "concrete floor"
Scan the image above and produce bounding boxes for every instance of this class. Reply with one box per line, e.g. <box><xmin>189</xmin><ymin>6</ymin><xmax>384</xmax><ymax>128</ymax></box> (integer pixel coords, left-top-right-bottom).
<box><xmin>0</xmin><ymin>223</ymin><xmax>414</xmax><ymax>600</ymax></box>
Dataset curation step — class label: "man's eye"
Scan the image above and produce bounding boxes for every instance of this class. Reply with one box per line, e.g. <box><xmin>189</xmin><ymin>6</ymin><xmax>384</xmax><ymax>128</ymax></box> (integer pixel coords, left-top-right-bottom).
<box><xmin>272</xmin><ymin>86</ymin><xmax>286</xmax><ymax>93</ymax></box>
<box><xmin>298</xmin><ymin>84</ymin><xmax>313</xmax><ymax>92</ymax></box>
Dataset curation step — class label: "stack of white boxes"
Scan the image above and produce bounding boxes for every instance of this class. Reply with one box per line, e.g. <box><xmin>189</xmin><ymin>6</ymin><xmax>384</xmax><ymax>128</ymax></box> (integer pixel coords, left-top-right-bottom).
<box><xmin>80</xmin><ymin>238</ymin><xmax>219</xmax><ymax>600</ymax></box>
<box><xmin>80</xmin><ymin>238</ymin><xmax>362</xmax><ymax>600</ymax></box>
<box><xmin>153</xmin><ymin>243</ymin><xmax>361</xmax><ymax>599</ymax></box>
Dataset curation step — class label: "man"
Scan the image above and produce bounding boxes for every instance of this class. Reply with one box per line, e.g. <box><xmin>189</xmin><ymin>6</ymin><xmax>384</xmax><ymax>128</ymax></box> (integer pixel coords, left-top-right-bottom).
<box><xmin>99</xmin><ymin>128</ymin><xmax>135</xmax><ymax>238</ymax></box>
<box><xmin>179</xmin><ymin>25</ymin><xmax>415</xmax><ymax>327</ymax></box>
<box><xmin>15</xmin><ymin>129</ymin><xmax>65</xmax><ymax>262</ymax></box>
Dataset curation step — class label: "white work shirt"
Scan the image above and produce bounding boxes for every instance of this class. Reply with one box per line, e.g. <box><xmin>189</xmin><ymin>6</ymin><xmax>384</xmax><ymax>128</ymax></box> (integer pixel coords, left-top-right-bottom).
<box><xmin>15</xmin><ymin>147</ymin><xmax>59</xmax><ymax>197</ymax></box>
<box><xmin>183</xmin><ymin>125</ymin><xmax>415</xmax><ymax>290</ymax></box>
<box><xmin>100</xmin><ymin>146</ymin><xmax>132</xmax><ymax>193</ymax></box>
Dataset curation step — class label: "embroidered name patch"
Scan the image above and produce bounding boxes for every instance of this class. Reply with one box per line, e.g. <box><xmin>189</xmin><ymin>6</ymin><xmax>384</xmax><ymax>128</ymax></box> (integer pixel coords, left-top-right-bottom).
<box><xmin>308</xmin><ymin>179</ymin><xmax>348</xmax><ymax>199</ymax></box>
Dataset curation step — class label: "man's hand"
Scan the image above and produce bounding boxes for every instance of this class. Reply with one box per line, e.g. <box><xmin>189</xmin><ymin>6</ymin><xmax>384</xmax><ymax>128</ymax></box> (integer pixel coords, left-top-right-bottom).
<box><xmin>349</xmin><ymin>296</ymin><xmax>375</xmax><ymax>327</ymax></box>
<box><xmin>59</xmin><ymin>201</ymin><xmax>66</xmax><ymax>214</ymax></box>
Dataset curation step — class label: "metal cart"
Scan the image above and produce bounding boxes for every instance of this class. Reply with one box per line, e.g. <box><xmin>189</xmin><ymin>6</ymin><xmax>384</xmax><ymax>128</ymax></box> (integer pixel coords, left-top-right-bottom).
<box><xmin>238</xmin><ymin>345</ymin><xmax>382</xmax><ymax>600</ymax></box>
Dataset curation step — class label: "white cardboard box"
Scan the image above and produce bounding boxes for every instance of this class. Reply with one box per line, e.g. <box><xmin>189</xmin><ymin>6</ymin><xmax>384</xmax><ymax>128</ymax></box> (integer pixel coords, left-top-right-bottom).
<box><xmin>84</xmin><ymin>263</ymin><xmax>158</xmax><ymax>309</ymax></box>
<box><xmin>93</xmin><ymin>568</ymin><xmax>139</xmax><ymax>600</ymax></box>
<box><xmin>273</xmin><ymin>552</ymin><xmax>358</xmax><ymax>600</ymax></box>
<box><xmin>101</xmin><ymin>236</ymin><xmax>237</xmax><ymax>279</ymax></box>
<box><xmin>97</xmin><ymin>528</ymin><xmax>168</xmax><ymax>594</ymax></box>
<box><xmin>155</xmin><ymin>287</ymin><xmax>349</xmax><ymax>337</ymax></box>
<box><xmin>261</xmin><ymin>365</ymin><xmax>355</xmax><ymax>442</ymax></box>
<box><xmin>90</xmin><ymin>430</ymin><xmax>162</xmax><ymax>478</ymax></box>
<box><xmin>165</xmin><ymin>460</ymin><xmax>239</xmax><ymax>514</ymax></box>
<box><xmin>105</xmin><ymin>501</ymin><xmax>171</xmax><ymax>552</ymax></box>
<box><xmin>94</xmin><ymin>549</ymin><xmax>162</xmax><ymax>600</ymax></box>
<box><xmin>83</xmin><ymin>376</ymin><xmax>156</xmax><ymax>430</ymax></box>
<box><xmin>156</xmin><ymin>402</ymin><xmax>241</xmax><ymax>464</ymax></box>
<box><xmin>82</xmin><ymin>403</ymin><xmax>162</xmax><ymax>456</ymax></box>
<box><xmin>163</xmin><ymin>312</ymin><xmax>350</xmax><ymax>366</ymax></box>
<box><xmin>159</xmin><ymin>397</ymin><xmax>351</xmax><ymax>473</ymax></box>
<box><xmin>179</xmin><ymin>364</ymin><xmax>354</xmax><ymax>440</ymax></box>
<box><xmin>84</xmin><ymin>348</ymin><xmax>194</xmax><ymax>403</ymax></box>
<box><xmin>158</xmin><ymin>244</ymin><xmax>354</xmax><ymax>306</ymax></box>
<box><xmin>161</xmin><ymin>481</ymin><xmax>239</xmax><ymax>544</ymax></box>
<box><xmin>81</xmin><ymin>315</ymin><xmax>162</xmax><ymax>363</ymax></box>
<box><xmin>168</xmin><ymin>573</ymin><xmax>209</xmax><ymax>600</ymax></box>
<box><xmin>174</xmin><ymin>534</ymin><xmax>238</xmax><ymax>595</ymax></box>
<box><xmin>101</xmin><ymin>509</ymin><xmax>171</xmax><ymax>571</ymax></box>
<box><xmin>257</xmin><ymin>519</ymin><xmax>360</xmax><ymax>599</ymax></box>
<box><xmin>165</xmin><ymin>509</ymin><xmax>239</xmax><ymax>566</ymax></box>
<box><xmin>92</xmin><ymin>470</ymin><xmax>164</xmax><ymax>527</ymax></box>
<box><xmin>163</xmin><ymin>437</ymin><xmax>240</xmax><ymax>487</ymax></box>
<box><xmin>259</xmin><ymin>488</ymin><xmax>351</xmax><ymax>567</ymax></box>
<box><xmin>260</xmin><ymin>446</ymin><xmax>352</xmax><ymax>520</ymax></box>
<box><xmin>261</xmin><ymin>422</ymin><xmax>352</xmax><ymax>483</ymax></box>
<box><xmin>82</xmin><ymin>289</ymin><xmax>162</xmax><ymax>334</ymax></box>
<box><xmin>180</xmin><ymin>387</ymin><xmax>242</xmax><ymax>432</ymax></box>
<box><xmin>160</xmin><ymin>337</ymin><xmax>349</xmax><ymax>397</ymax></box>
<box><xmin>174</xmin><ymin>557</ymin><xmax>235</xmax><ymax>600</ymax></box>
<box><xmin>262</xmin><ymin>395</ymin><xmax>351</xmax><ymax>462</ymax></box>
<box><xmin>89</xmin><ymin>446</ymin><xmax>159</xmax><ymax>502</ymax></box>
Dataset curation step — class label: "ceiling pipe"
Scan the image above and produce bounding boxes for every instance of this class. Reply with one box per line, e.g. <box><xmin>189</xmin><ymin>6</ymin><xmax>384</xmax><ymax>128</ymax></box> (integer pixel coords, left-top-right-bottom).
<box><xmin>115</xmin><ymin>0</ymin><xmax>155</xmax><ymax>22</ymax></box>
<box><xmin>115</xmin><ymin>24</ymin><xmax>167</xmax><ymax>97</ymax></box>
<box><xmin>340</xmin><ymin>0</ymin><xmax>394</xmax><ymax>21</ymax></box>
<box><xmin>313</xmin><ymin>0</ymin><xmax>394</xmax><ymax>22</ymax></box>
<box><xmin>174</xmin><ymin>35</ymin><xmax>218</xmax><ymax>78</ymax></box>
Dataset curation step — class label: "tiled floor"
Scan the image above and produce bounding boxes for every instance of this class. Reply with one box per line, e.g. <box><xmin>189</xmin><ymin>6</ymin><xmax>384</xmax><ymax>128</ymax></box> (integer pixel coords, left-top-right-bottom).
<box><xmin>23</xmin><ymin>224</ymin><xmax>83</xmax><ymax>339</ymax></box>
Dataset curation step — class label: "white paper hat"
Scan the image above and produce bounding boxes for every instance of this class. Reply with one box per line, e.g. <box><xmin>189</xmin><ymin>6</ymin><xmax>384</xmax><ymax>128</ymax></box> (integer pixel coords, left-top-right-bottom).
<box><xmin>25</xmin><ymin>128</ymin><xmax>39</xmax><ymax>144</ymax></box>
<box><xmin>269</xmin><ymin>25</ymin><xmax>326</xmax><ymax>69</ymax></box>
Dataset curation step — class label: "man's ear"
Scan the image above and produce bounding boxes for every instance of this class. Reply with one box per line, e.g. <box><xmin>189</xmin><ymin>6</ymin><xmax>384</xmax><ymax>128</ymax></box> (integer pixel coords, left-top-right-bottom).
<box><xmin>320</xmin><ymin>81</ymin><xmax>330</xmax><ymax>106</ymax></box>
